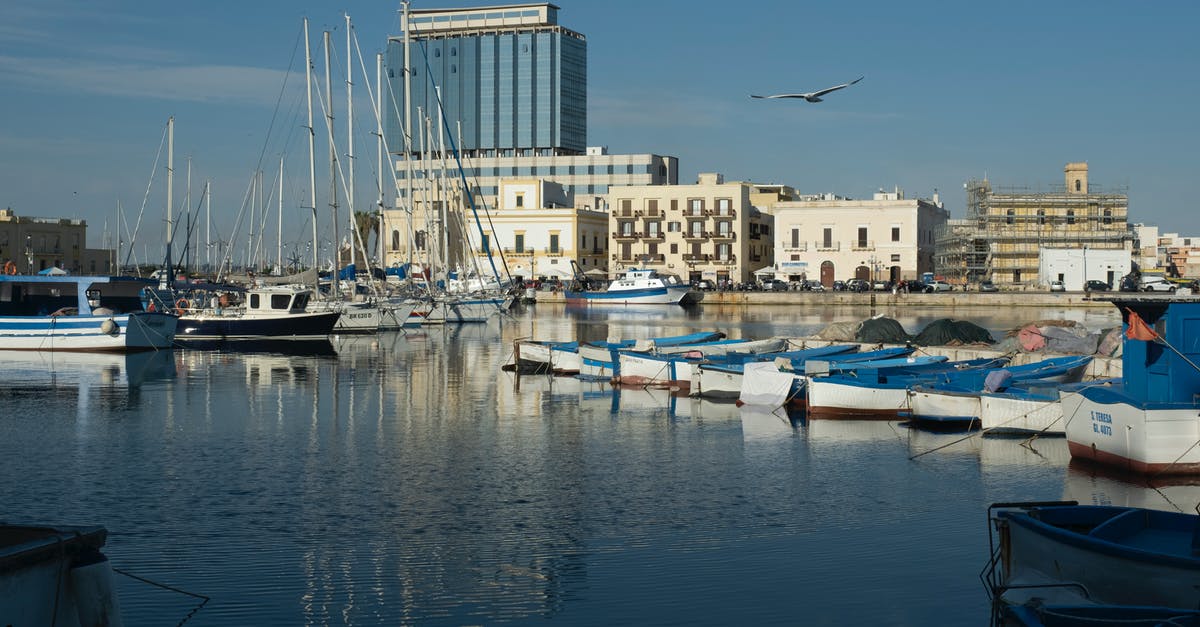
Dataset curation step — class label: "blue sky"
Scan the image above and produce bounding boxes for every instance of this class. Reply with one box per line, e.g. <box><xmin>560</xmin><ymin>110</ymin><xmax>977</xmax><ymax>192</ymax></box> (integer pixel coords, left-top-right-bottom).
<box><xmin>1</xmin><ymin>0</ymin><xmax>1198</xmax><ymax>257</ymax></box>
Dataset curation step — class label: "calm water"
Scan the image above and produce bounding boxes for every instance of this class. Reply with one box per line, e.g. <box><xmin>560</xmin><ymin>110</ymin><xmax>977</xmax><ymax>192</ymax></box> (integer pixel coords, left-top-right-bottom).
<box><xmin>5</xmin><ymin>303</ymin><xmax>1179</xmax><ymax>626</ymax></box>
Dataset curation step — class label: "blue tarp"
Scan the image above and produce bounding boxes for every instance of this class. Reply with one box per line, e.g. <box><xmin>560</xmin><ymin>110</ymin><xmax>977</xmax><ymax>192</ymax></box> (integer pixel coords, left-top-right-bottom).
<box><xmin>337</xmin><ymin>264</ymin><xmax>356</xmax><ymax>280</ymax></box>
<box><xmin>385</xmin><ymin>265</ymin><xmax>408</xmax><ymax>279</ymax></box>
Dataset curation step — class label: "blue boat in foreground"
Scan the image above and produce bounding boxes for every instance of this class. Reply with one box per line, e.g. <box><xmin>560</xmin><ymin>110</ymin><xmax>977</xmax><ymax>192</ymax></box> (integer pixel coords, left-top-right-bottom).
<box><xmin>984</xmin><ymin>501</ymin><xmax>1200</xmax><ymax>626</ymax></box>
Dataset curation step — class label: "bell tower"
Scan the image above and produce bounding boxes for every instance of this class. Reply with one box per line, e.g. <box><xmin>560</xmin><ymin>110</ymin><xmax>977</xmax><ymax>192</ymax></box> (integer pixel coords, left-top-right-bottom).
<box><xmin>1065</xmin><ymin>162</ymin><xmax>1088</xmax><ymax>195</ymax></box>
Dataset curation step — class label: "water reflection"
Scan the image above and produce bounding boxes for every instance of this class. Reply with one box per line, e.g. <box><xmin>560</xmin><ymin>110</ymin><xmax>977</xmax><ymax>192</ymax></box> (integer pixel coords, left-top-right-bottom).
<box><xmin>1064</xmin><ymin>459</ymin><xmax>1200</xmax><ymax>514</ymax></box>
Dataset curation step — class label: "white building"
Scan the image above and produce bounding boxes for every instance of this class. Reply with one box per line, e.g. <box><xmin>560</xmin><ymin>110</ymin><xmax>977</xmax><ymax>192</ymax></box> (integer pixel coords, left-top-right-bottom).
<box><xmin>467</xmin><ymin>179</ymin><xmax>608</xmax><ymax>281</ymax></box>
<box><xmin>771</xmin><ymin>188</ymin><xmax>948</xmax><ymax>286</ymax></box>
<box><xmin>1038</xmin><ymin>248</ymin><xmax>1131</xmax><ymax>290</ymax></box>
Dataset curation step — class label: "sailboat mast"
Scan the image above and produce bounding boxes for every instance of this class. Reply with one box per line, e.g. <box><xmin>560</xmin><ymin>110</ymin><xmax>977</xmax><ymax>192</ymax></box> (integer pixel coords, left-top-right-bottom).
<box><xmin>436</xmin><ymin>88</ymin><xmax>449</xmax><ymax>280</ymax></box>
<box><xmin>204</xmin><ymin>179</ymin><xmax>211</xmax><ymax>273</ymax></box>
<box><xmin>185</xmin><ymin>157</ymin><xmax>191</xmax><ymax>274</ymax></box>
<box><xmin>278</xmin><ymin>155</ymin><xmax>284</xmax><ymax>272</ymax></box>
<box><xmin>164</xmin><ymin>115</ymin><xmax>174</xmax><ymax>288</ymax></box>
<box><xmin>375</xmin><ymin>51</ymin><xmax>385</xmax><ymax>265</ymax></box>
<box><xmin>324</xmin><ymin>30</ymin><xmax>340</xmax><ymax>299</ymax></box>
<box><xmin>304</xmin><ymin>18</ymin><xmax>319</xmax><ymax>293</ymax></box>
<box><xmin>403</xmin><ymin>0</ymin><xmax>414</xmax><ymax>276</ymax></box>
<box><xmin>345</xmin><ymin>14</ymin><xmax>356</xmax><ymax>274</ymax></box>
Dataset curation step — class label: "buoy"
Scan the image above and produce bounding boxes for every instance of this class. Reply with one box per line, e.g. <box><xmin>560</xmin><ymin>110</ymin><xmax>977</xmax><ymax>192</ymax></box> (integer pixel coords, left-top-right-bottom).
<box><xmin>2</xmin><ymin>260</ymin><xmax>15</xmax><ymax>275</ymax></box>
<box><xmin>100</xmin><ymin>318</ymin><xmax>119</xmax><ymax>336</ymax></box>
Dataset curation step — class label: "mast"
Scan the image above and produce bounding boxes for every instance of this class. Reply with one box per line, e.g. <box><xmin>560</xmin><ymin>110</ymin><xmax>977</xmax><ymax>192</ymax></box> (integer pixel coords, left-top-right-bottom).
<box><xmin>115</xmin><ymin>199</ymin><xmax>122</xmax><ymax>273</ymax></box>
<box><xmin>278</xmin><ymin>155</ymin><xmax>284</xmax><ymax>273</ymax></box>
<box><xmin>185</xmin><ymin>157</ymin><xmax>191</xmax><ymax>273</ymax></box>
<box><xmin>204</xmin><ymin>179</ymin><xmax>211</xmax><ymax>272</ymax></box>
<box><xmin>345</xmin><ymin>14</ymin><xmax>356</xmax><ymax>276</ymax></box>
<box><xmin>375</xmin><ymin>51</ymin><xmax>385</xmax><ymax>266</ymax></box>
<box><xmin>304</xmin><ymin>18</ymin><xmax>319</xmax><ymax>293</ymax></box>
<box><xmin>163</xmin><ymin>115</ymin><xmax>174</xmax><ymax>289</ymax></box>
<box><xmin>324</xmin><ymin>30</ymin><xmax>340</xmax><ymax>299</ymax></box>
<box><xmin>403</xmin><ymin>1</ymin><xmax>414</xmax><ymax>276</ymax></box>
<box><xmin>436</xmin><ymin>87</ymin><xmax>449</xmax><ymax>281</ymax></box>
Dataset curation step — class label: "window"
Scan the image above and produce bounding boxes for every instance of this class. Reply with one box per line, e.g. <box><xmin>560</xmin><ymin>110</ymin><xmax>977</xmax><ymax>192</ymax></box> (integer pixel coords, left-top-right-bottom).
<box><xmin>791</xmin><ymin>228</ymin><xmax>800</xmax><ymax>248</ymax></box>
<box><xmin>670</xmin><ymin>243</ymin><xmax>678</xmax><ymax>254</ymax></box>
<box><xmin>515</xmin><ymin>193</ymin><xmax>524</xmax><ymax>208</ymax></box>
<box><xmin>1103</xmin><ymin>208</ymin><xmax>1112</xmax><ymax>225</ymax></box>
<box><xmin>415</xmin><ymin>230</ymin><xmax>427</xmax><ymax>250</ymax></box>
<box><xmin>668</xmin><ymin>221</ymin><xmax>681</xmax><ymax>233</ymax></box>
<box><xmin>621</xmin><ymin>199</ymin><xmax>631</xmax><ymax>214</ymax></box>
<box><xmin>689</xmin><ymin>198</ymin><xmax>703</xmax><ymax>214</ymax></box>
<box><xmin>1075</xmin><ymin>180</ymin><xmax>1081</xmax><ymax>192</ymax></box>
<box><xmin>890</xmin><ymin>254</ymin><xmax>900</xmax><ymax>262</ymax></box>
<box><xmin>1037</xmin><ymin>209</ymin><xmax>1046</xmax><ymax>225</ymax></box>
<box><xmin>716</xmin><ymin>198</ymin><xmax>731</xmax><ymax>214</ymax></box>
<box><xmin>648</xmin><ymin>199</ymin><xmax>658</xmax><ymax>214</ymax></box>
<box><xmin>271</xmin><ymin>294</ymin><xmax>291</xmax><ymax>309</ymax></box>
<box><xmin>1006</xmin><ymin>209</ymin><xmax>1014</xmax><ymax>225</ymax></box>
<box><xmin>823</xmin><ymin>228</ymin><xmax>832</xmax><ymax>248</ymax></box>
<box><xmin>392</xmin><ymin>230</ymin><xmax>400</xmax><ymax>250</ymax></box>
<box><xmin>647</xmin><ymin>222</ymin><xmax>661</xmax><ymax>237</ymax></box>
<box><xmin>691</xmin><ymin>242</ymin><xmax>702</xmax><ymax>257</ymax></box>
<box><xmin>481</xmin><ymin>234</ymin><xmax>490</xmax><ymax>254</ymax></box>
<box><xmin>857</xmin><ymin>227</ymin><xmax>868</xmax><ymax>248</ymax></box>
<box><xmin>621</xmin><ymin>242</ymin><xmax>631</xmax><ymax>259</ymax></box>
<box><xmin>549</xmin><ymin>234</ymin><xmax>559</xmax><ymax>253</ymax></box>
<box><xmin>670</xmin><ymin>199</ymin><xmax>678</xmax><ymax>212</ymax></box>
<box><xmin>648</xmin><ymin>243</ymin><xmax>658</xmax><ymax>255</ymax></box>
<box><xmin>891</xmin><ymin>226</ymin><xmax>901</xmax><ymax>242</ymax></box>
<box><xmin>514</xmin><ymin>234</ymin><xmax>525</xmax><ymax>253</ymax></box>
<box><xmin>250</xmin><ymin>293</ymin><xmax>260</xmax><ymax>308</ymax></box>
<box><xmin>1067</xmin><ymin>210</ymin><xmax>1075</xmax><ymax>225</ymax></box>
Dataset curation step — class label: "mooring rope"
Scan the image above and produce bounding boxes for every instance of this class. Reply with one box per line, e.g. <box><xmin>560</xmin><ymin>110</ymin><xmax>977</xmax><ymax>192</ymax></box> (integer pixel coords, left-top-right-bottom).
<box><xmin>113</xmin><ymin>566</ymin><xmax>210</xmax><ymax>627</ymax></box>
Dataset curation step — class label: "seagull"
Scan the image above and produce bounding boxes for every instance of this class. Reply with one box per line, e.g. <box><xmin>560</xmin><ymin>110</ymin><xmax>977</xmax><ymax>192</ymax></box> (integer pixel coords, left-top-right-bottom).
<box><xmin>750</xmin><ymin>76</ymin><xmax>864</xmax><ymax>102</ymax></box>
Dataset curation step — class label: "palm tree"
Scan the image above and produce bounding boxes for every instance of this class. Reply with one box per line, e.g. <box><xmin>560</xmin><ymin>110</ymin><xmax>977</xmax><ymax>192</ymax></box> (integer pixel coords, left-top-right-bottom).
<box><xmin>353</xmin><ymin>210</ymin><xmax>380</xmax><ymax>259</ymax></box>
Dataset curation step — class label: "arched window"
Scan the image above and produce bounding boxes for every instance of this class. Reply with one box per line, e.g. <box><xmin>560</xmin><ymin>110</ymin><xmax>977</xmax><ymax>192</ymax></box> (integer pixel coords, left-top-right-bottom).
<box><xmin>1074</xmin><ymin>180</ymin><xmax>1081</xmax><ymax>192</ymax></box>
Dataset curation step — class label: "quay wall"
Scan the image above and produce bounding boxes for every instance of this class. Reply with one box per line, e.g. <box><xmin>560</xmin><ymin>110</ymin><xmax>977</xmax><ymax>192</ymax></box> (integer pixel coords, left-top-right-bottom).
<box><xmin>535</xmin><ymin>291</ymin><xmax>1111</xmax><ymax>308</ymax></box>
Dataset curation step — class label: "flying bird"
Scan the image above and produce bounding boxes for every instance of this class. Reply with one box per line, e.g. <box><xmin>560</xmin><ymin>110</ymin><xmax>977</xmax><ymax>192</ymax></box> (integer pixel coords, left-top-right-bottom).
<box><xmin>750</xmin><ymin>76</ymin><xmax>864</xmax><ymax>102</ymax></box>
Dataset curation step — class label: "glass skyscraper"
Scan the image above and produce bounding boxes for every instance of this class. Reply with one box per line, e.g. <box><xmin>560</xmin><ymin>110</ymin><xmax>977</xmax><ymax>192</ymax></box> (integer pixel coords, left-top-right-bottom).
<box><xmin>384</xmin><ymin>3</ymin><xmax>586</xmax><ymax>158</ymax></box>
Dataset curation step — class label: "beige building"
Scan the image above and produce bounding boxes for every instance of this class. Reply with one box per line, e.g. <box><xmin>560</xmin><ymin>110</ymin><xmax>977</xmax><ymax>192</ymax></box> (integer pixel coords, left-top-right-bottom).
<box><xmin>606</xmin><ymin>173</ymin><xmax>774</xmax><ymax>285</ymax></box>
<box><xmin>771</xmin><ymin>189</ymin><xmax>948</xmax><ymax>286</ymax></box>
<box><xmin>0</xmin><ymin>208</ymin><xmax>113</xmax><ymax>275</ymax></box>
<box><xmin>464</xmin><ymin>179</ymin><xmax>608</xmax><ymax>281</ymax></box>
<box><xmin>935</xmin><ymin>162</ymin><xmax>1131</xmax><ymax>286</ymax></box>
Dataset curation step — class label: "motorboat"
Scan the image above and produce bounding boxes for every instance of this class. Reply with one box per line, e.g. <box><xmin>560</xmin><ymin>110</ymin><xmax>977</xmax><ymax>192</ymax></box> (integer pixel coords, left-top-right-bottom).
<box><xmin>564</xmin><ymin>268</ymin><xmax>700</xmax><ymax>305</ymax></box>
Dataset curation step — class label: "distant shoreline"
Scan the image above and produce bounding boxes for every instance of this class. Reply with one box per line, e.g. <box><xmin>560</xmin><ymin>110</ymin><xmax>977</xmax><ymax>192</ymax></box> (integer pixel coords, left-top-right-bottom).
<box><xmin>531</xmin><ymin>290</ymin><xmax>1116</xmax><ymax>308</ymax></box>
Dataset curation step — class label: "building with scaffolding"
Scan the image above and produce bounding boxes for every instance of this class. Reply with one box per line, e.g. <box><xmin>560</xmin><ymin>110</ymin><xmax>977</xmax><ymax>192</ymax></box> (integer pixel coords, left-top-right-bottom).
<box><xmin>934</xmin><ymin>163</ymin><xmax>1131</xmax><ymax>287</ymax></box>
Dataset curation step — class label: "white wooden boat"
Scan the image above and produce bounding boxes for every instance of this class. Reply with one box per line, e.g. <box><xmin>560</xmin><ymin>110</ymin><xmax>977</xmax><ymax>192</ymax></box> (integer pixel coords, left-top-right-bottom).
<box><xmin>0</xmin><ymin>275</ymin><xmax>177</xmax><ymax>352</ymax></box>
<box><xmin>1</xmin><ymin>524</ymin><xmax>122</xmax><ymax>625</ymax></box>
<box><xmin>616</xmin><ymin>337</ymin><xmax>789</xmax><ymax>389</ymax></box>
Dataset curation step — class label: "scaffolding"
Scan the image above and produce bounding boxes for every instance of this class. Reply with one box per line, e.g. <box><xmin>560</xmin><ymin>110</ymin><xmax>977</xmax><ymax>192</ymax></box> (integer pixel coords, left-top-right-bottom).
<box><xmin>935</xmin><ymin>179</ymin><xmax>1131</xmax><ymax>286</ymax></box>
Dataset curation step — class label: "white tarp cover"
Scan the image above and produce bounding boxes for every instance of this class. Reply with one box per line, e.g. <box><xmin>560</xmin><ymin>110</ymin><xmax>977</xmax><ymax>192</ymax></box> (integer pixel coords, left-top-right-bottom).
<box><xmin>739</xmin><ymin>361</ymin><xmax>795</xmax><ymax>407</ymax></box>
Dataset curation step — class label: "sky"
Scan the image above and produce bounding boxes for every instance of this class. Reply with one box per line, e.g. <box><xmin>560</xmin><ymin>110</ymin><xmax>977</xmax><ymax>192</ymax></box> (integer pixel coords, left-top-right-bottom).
<box><xmin>1</xmin><ymin>0</ymin><xmax>1198</xmax><ymax>259</ymax></box>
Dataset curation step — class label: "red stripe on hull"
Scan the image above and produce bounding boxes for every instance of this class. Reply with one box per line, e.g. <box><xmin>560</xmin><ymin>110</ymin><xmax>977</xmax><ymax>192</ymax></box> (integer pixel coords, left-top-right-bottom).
<box><xmin>1067</xmin><ymin>441</ymin><xmax>1200</xmax><ymax>476</ymax></box>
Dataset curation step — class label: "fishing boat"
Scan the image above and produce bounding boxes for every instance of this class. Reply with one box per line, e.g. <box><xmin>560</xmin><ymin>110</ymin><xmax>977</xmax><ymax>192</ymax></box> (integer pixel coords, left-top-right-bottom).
<box><xmin>693</xmin><ymin>344</ymin><xmax>859</xmax><ymax>399</ymax></box>
<box><xmin>174</xmin><ymin>285</ymin><xmax>340</xmax><ymax>343</ymax></box>
<box><xmin>1063</xmin><ymin>296</ymin><xmax>1200</xmax><ymax>475</ymax></box>
<box><xmin>905</xmin><ymin>355</ymin><xmax>1095</xmax><ymax>431</ymax></box>
<box><xmin>974</xmin><ymin>378</ymin><xmax>1118</xmax><ymax>436</ymax></box>
<box><xmin>0</xmin><ymin>274</ymin><xmax>177</xmax><ymax>351</ymax></box>
<box><xmin>616</xmin><ymin>337</ymin><xmax>790</xmax><ymax>389</ymax></box>
<box><xmin>1</xmin><ymin>524</ymin><xmax>122</xmax><ymax>624</ymax></box>
<box><xmin>805</xmin><ymin>356</ymin><xmax>1007</xmax><ymax>420</ymax></box>
<box><xmin>984</xmin><ymin>501</ymin><xmax>1200</xmax><ymax>625</ymax></box>
<box><xmin>512</xmin><ymin>340</ymin><xmax>580</xmax><ymax>375</ymax></box>
<box><xmin>734</xmin><ymin>347</ymin><xmax>922</xmax><ymax>408</ymax></box>
<box><xmin>564</xmin><ymin>268</ymin><xmax>700</xmax><ymax>305</ymax></box>
<box><xmin>576</xmin><ymin>331</ymin><xmax>727</xmax><ymax>378</ymax></box>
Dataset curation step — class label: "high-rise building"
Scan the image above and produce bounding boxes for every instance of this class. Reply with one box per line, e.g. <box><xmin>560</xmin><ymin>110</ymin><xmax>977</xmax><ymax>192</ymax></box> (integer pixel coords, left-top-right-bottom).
<box><xmin>385</xmin><ymin>3</ymin><xmax>586</xmax><ymax>159</ymax></box>
<box><xmin>380</xmin><ymin>4</ymin><xmax>677</xmax><ymax>273</ymax></box>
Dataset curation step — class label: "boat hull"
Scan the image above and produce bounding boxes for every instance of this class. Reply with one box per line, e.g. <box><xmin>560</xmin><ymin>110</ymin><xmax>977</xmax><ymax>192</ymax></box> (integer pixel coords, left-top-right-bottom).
<box><xmin>1064</xmin><ymin>386</ymin><xmax>1200</xmax><ymax>475</ymax></box>
<box><xmin>979</xmin><ymin>392</ymin><xmax>1062</xmax><ymax>435</ymax></box>
<box><xmin>696</xmin><ymin>365</ymin><xmax>743</xmax><ymax>399</ymax></box>
<box><xmin>906</xmin><ymin>387</ymin><xmax>981</xmax><ymax>429</ymax></box>
<box><xmin>806</xmin><ymin>377</ymin><xmax>909</xmax><ymax>419</ymax></box>
<box><xmin>564</xmin><ymin>285</ymin><xmax>692</xmax><ymax>305</ymax></box>
<box><xmin>0</xmin><ymin>312</ymin><xmax>177</xmax><ymax>352</ymax></box>
<box><xmin>176</xmin><ymin>310</ymin><xmax>339</xmax><ymax>342</ymax></box>
<box><xmin>617</xmin><ymin>352</ymin><xmax>695</xmax><ymax>389</ymax></box>
<box><xmin>422</xmin><ymin>297</ymin><xmax>504</xmax><ymax>323</ymax></box>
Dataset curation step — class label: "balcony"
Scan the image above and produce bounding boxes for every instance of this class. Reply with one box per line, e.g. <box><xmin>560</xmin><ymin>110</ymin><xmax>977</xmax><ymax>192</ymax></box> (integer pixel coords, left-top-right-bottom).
<box><xmin>544</xmin><ymin>247</ymin><xmax>564</xmax><ymax>256</ymax></box>
<box><xmin>711</xmin><ymin>255</ymin><xmax>737</xmax><ymax>265</ymax></box>
<box><xmin>815</xmin><ymin>241</ymin><xmax>840</xmax><ymax>251</ymax></box>
<box><xmin>711</xmin><ymin>231</ymin><xmax>736</xmax><ymax>241</ymax></box>
<box><xmin>612</xmin><ymin>231</ymin><xmax>639</xmax><ymax>240</ymax></box>
<box><xmin>713</xmin><ymin>209</ymin><xmax>737</xmax><ymax>219</ymax></box>
<box><xmin>682</xmin><ymin>253</ymin><xmax>710</xmax><ymax>262</ymax></box>
<box><xmin>784</xmin><ymin>243</ymin><xmax>809</xmax><ymax>252</ymax></box>
<box><xmin>684</xmin><ymin>210</ymin><xmax>704</xmax><ymax>218</ymax></box>
<box><xmin>683</xmin><ymin>231</ymin><xmax>708</xmax><ymax>240</ymax></box>
<box><xmin>504</xmin><ymin>247</ymin><xmax>533</xmax><ymax>255</ymax></box>
<box><xmin>643</xmin><ymin>230</ymin><xmax>665</xmax><ymax>241</ymax></box>
<box><xmin>637</xmin><ymin>254</ymin><xmax>666</xmax><ymax>263</ymax></box>
<box><xmin>851</xmin><ymin>240</ymin><xmax>876</xmax><ymax>251</ymax></box>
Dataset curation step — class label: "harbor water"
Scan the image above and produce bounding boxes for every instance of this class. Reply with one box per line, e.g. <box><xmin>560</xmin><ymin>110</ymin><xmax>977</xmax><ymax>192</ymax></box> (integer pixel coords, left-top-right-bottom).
<box><xmin>6</xmin><ymin>303</ymin><xmax>1180</xmax><ymax>626</ymax></box>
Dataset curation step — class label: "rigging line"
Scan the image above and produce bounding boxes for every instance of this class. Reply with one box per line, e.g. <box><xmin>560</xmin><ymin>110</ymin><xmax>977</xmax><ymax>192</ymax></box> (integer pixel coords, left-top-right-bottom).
<box><xmin>125</xmin><ymin>120</ymin><xmax>170</xmax><ymax>269</ymax></box>
<box><xmin>113</xmin><ymin>566</ymin><xmax>210</xmax><ymax>627</ymax></box>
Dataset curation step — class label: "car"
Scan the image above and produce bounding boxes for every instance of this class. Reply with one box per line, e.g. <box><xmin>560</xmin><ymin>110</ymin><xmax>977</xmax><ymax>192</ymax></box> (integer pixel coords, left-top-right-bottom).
<box><xmin>831</xmin><ymin>280</ymin><xmax>848</xmax><ymax>292</ymax></box>
<box><xmin>1048</xmin><ymin>280</ymin><xmax>1066</xmax><ymax>292</ymax></box>
<box><xmin>846</xmin><ymin>279</ymin><xmax>869</xmax><ymax>292</ymax></box>
<box><xmin>692</xmin><ymin>279</ymin><xmax>715</xmax><ymax>291</ymax></box>
<box><xmin>924</xmin><ymin>280</ymin><xmax>953</xmax><ymax>293</ymax></box>
<box><xmin>762</xmin><ymin>279</ymin><xmax>789</xmax><ymax>291</ymax></box>
<box><xmin>979</xmin><ymin>280</ymin><xmax>999</xmax><ymax>292</ymax></box>
<box><xmin>1083</xmin><ymin>280</ymin><xmax>1111</xmax><ymax>293</ymax></box>
<box><xmin>802</xmin><ymin>280</ymin><xmax>825</xmax><ymax>292</ymax></box>
<box><xmin>1141</xmin><ymin>277</ymin><xmax>1177</xmax><ymax>293</ymax></box>
<box><xmin>1119</xmin><ymin>274</ymin><xmax>1141</xmax><ymax>292</ymax></box>
<box><xmin>871</xmin><ymin>279</ymin><xmax>890</xmax><ymax>291</ymax></box>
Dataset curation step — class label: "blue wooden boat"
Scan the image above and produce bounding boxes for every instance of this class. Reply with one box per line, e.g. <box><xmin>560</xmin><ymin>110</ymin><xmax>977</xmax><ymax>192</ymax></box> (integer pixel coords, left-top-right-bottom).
<box><xmin>694</xmin><ymin>344</ymin><xmax>860</xmax><ymax>398</ymax></box>
<box><xmin>904</xmin><ymin>355</ymin><xmax>1094</xmax><ymax>431</ymax></box>
<box><xmin>564</xmin><ymin>268</ymin><xmax>700</xmax><ymax>305</ymax></box>
<box><xmin>805</xmin><ymin>356</ymin><xmax>1008</xmax><ymax>419</ymax></box>
<box><xmin>985</xmin><ymin>501</ymin><xmax>1200</xmax><ymax>625</ymax></box>
<box><xmin>576</xmin><ymin>331</ymin><xmax>727</xmax><ymax>378</ymax></box>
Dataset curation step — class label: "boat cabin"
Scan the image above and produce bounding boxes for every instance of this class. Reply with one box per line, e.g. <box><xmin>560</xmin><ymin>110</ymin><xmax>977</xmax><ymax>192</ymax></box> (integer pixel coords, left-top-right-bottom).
<box><xmin>1109</xmin><ymin>296</ymin><xmax>1200</xmax><ymax>404</ymax></box>
<box><xmin>615</xmin><ymin>268</ymin><xmax>683</xmax><ymax>287</ymax></box>
<box><xmin>0</xmin><ymin>275</ymin><xmax>154</xmax><ymax>316</ymax></box>
<box><xmin>242</xmin><ymin>287</ymin><xmax>313</xmax><ymax>318</ymax></box>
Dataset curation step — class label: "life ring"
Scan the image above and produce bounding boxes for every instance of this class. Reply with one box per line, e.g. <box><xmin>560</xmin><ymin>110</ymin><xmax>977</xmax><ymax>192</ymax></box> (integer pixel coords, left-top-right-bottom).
<box><xmin>218</xmin><ymin>294</ymin><xmax>230</xmax><ymax>308</ymax></box>
<box><xmin>175</xmin><ymin>298</ymin><xmax>189</xmax><ymax>316</ymax></box>
<box><xmin>2</xmin><ymin>261</ymin><xmax>15</xmax><ymax>275</ymax></box>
